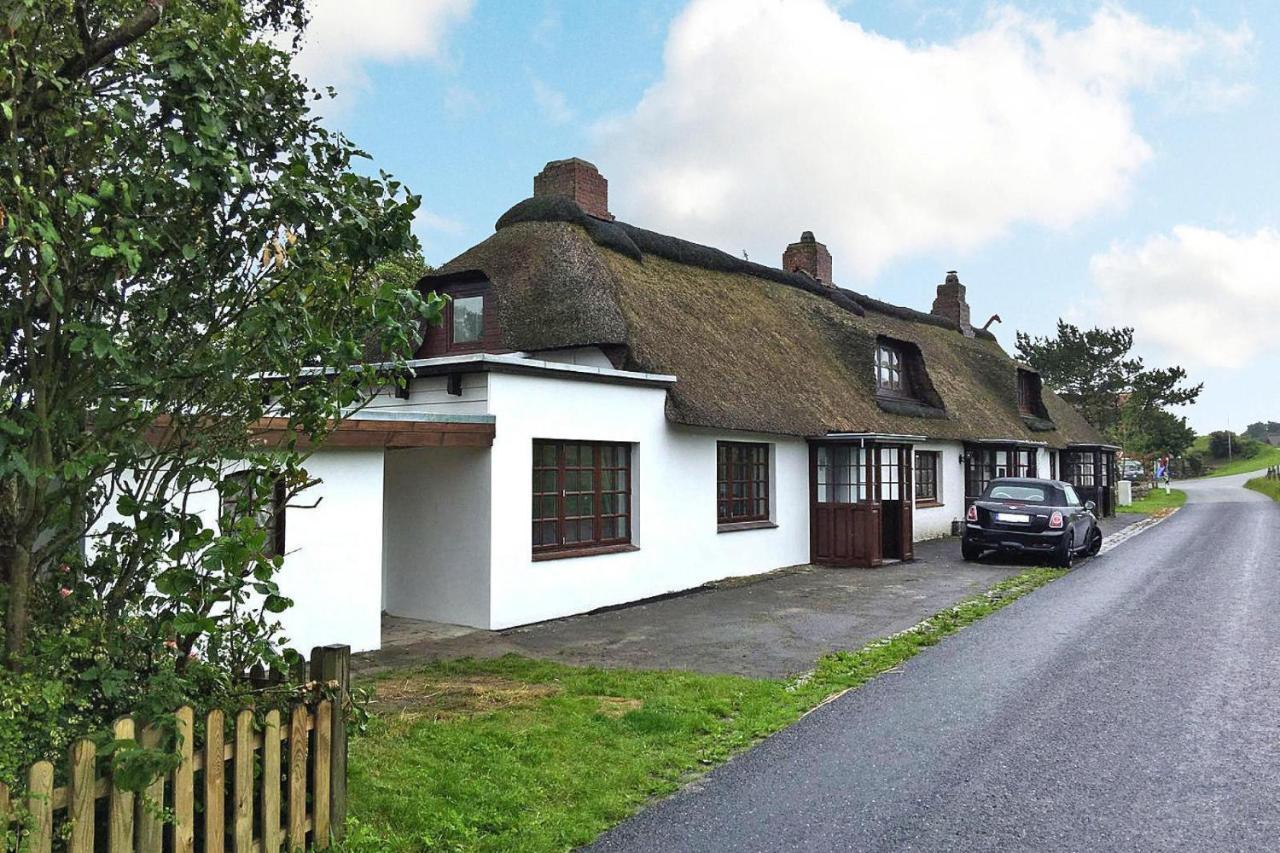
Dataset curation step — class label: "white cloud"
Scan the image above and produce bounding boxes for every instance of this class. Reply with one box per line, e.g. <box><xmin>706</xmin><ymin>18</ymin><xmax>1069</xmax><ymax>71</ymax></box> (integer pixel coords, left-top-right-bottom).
<box><xmin>415</xmin><ymin>209</ymin><xmax>466</xmax><ymax>237</ymax></box>
<box><xmin>1091</xmin><ymin>226</ymin><xmax>1280</xmax><ymax>369</ymax></box>
<box><xmin>594</xmin><ymin>0</ymin><xmax>1251</xmax><ymax>279</ymax></box>
<box><xmin>531</xmin><ymin>78</ymin><xmax>575</xmax><ymax>125</ymax></box>
<box><xmin>290</xmin><ymin>0</ymin><xmax>473</xmax><ymax>106</ymax></box>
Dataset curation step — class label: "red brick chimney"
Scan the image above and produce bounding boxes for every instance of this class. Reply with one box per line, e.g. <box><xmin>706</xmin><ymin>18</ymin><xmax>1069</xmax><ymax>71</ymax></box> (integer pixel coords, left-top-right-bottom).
<box><xmin>931</xmin><ymin>270</ymin><xmax>974</xmax><ymax>337</ymax></box>
<box><xmin>533</xmin><ymin>157</ymin><xmax>613</xmax><ymax>221</ymax></box>
<box><xmin>783</xmin><ymin>231</ymin><xmax>833</xmax><ymax>285</ymax></box>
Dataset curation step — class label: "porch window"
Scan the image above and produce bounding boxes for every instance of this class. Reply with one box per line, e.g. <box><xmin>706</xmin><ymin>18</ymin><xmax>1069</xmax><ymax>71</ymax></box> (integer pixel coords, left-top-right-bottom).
<box><xmin>717</xmin><ymin>442</ymin><xmax>770</xmax><ymax>524</ymax></box>
<box><xmin>914</xmin><ymin>451</ymin><xmax>940</xmax><ymax>504</ymax></box>
<box><xmin>816</xmin><ymin>446</ymin><xmax>867</xmax><ymax>503</ymax></box>
<box><xmin>219</xmin><ymin>471</ymin><xmax>286</xmax><ymax>558</ymax></box>
<box><xmin>875</xmin><ymin>343</ymin><xmax>905</xmax><ymax>395</ymax></box>
<box><xmin>1065</xmin><ymin>451</ymin><xmax>1097</xmax><ymax>487</ymax></box>
<box><xmin>532</xmin><ymin>440</ymin><xmax>632</xmax><ymax>556</ymax></box>
<box><xmin>1013</xmin><ymin>448</ymin><xmax>1038</xmax><ymax>478</ymax></box>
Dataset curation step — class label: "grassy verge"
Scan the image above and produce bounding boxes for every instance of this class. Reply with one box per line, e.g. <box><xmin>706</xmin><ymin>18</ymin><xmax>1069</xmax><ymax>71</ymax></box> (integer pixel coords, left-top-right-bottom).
<box><xmin>1245</xmin><ymin>476</ymin><xmax>1280</xmax><ymax>502</ymax></box>
<box><xmin>1122</xmin><ymin>488</ymin><xmax>1186</xmax><ymax>515</ymax></box>
<box><xmin>343</xmin><ymin>567</ymin><xmax>1066</xmax><ymax>851</ymax></box>
<box><xmin>1206</xmin><ymin>444</ymin><xmax>1280</xmax><ymax>477</ymax></box>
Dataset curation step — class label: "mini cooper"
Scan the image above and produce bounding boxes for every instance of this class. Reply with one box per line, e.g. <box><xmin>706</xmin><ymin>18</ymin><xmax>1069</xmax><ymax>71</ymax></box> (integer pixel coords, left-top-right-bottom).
<box><xmin>962</xmin><ymin>477</ymin><xmax>1102</xmax><ymax>568</ymax></box>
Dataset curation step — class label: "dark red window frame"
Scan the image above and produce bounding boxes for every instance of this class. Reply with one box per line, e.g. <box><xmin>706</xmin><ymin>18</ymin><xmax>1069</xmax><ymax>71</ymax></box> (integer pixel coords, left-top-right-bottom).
<box><xmin>914</xmin><ymin>451</ymin><xmax>940</xmax><ymax>503</ymax></box>
<box><xmin>219</xmin><ymin>471</ymin><xmax>286</xmax><ymax>558</ymax></box>
<box><xmin>532</xmin><ymin>440</ymin><xmax>632</xmax><ymax>556</ymax></box>
<box><xmin>1017</xmin><ymin>370</ymin><xmax>1038</xmax><ymax>415</ymax></box>
<box><xmin>717</xmin><ymin>442</ymin><xmax>770</xmax><ymax>524</ymax></box>
<box><xmin>443</xmin><ymin>281</ymin><xmax>489</xmax><ymax>353</ymax></box>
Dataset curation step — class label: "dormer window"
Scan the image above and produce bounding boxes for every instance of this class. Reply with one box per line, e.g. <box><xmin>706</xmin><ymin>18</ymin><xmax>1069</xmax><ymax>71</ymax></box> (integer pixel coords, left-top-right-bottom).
<box><xmin>876</xmin><ymin>343</ymin><xmax>906</xmax><ymax>395</ymax></box>
<box><xmin>1017</xmin><ymin>371</ymin><xmax>1034</xmax><ymax>414</ymax></box>
<box><xmin>1016</xmin><ymin>368</ymin><xmax>1051</xmax><ymax>420</ymax></box>
<box><xmin>418</xmin><ymin>277</ymin><xmax>501</xmax><ymax>357</ymax></box>
<box><xmin>451</xmin><ymin>295</ymin><xmax>485</xmax><ymax>345</ymax></box>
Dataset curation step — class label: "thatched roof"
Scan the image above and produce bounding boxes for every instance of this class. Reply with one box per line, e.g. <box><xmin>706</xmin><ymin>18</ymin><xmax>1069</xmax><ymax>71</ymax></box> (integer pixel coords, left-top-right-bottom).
<box><xmin>426</xmin><ymin>198</ymin><xmax>1103</xmax><ymax>448</ymax></box>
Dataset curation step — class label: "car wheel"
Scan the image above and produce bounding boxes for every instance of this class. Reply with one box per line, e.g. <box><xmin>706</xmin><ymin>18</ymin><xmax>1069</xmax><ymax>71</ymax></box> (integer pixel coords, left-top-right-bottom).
<box><xmin>1087</xmin><ymin>526</ymin><xmax>1103</xmax><ymax>556</ymax></box>
<box><xmin>962</xmin><ymin>541</ymin><xmax>983</xmax><ymax>562</ymax></box>
<box><xmin>1054</xmin><ymin>531</ymin><xmax>1075</xmax><ymax>569</ymax></box>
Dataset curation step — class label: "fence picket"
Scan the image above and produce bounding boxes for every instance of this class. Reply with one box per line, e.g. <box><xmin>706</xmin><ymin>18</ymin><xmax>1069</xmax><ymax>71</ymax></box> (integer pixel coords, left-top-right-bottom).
<box><xmin>234</xmin><ymin>709</ymin><xmax>254</xmax><ymax>853</ymax></box>
<box><xmin>137</xmin><ymin>725</ymin><xmax>165</xmax><ymax>853</ymax></box>
<box><xmin>312</xmin><ymin>645</ymin><xmax>350</xmax><ymax>840</ymax></box>
<box><xmin>312</xmin><ymin>700</ymin><xmax>332</xmax><ymax>848</ymax></box>
<box><xmin>68</xmin><ymin>739</ymin><xmax>96</xmax><ymax>852</ymax></box>
<box><xmin>262</xmin><ymin>709</ymin><xmax>283</xmax><ymax>853</ymax></box>
<box><xmin>205</xmin><ymin>709</ymin><xmax>226</xmax><ymax>853</ymax></box>
<box><xmin>174</xmin><ymin>706</ymin><xmax>195</xmax><ymax>853</ymax></box>
<box><xmin>108</xmin><ymin>717</ymin><xmax>136</xmax><ymax>853</ymax></box>
<box><xmin>0</xmin><ymin>644</ymin><xmax>350</xmax><ymax>853</ymax></box>
<box><xmin>27</xmin><ymin>760</ymin><xmax>53</xmax><ymax>853</ymax></box>
<box><xmin>288</xmin><ymin>705</ymin><xmax>309</xmax><ymax>851</ymax></box>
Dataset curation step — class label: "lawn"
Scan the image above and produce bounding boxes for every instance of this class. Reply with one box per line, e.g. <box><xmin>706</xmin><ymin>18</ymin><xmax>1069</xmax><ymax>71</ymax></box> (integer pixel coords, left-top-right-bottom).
<box><xmin>1206</xmin><ymin>444</ymin><xmax>1280</xmax><ymax>477</ymax></box>
<box><xmin>1122</xmin><ymin>488</ymin><xmax>1187</xmax><ymax>515</ymax></box>
<box><xmin>342</xmin><ymin>568</ymin><xmax>1066</xmax><ymax>851</ymax></box>
<box><xmin>1245</xmin><ymin>476</ymin><xmax>1280</xmax><ymax>502</ymax></box>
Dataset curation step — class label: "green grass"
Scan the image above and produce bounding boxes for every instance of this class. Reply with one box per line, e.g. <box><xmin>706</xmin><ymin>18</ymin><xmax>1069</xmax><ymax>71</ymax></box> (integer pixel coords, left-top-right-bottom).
<box><xmin>1205</xmin><ymin>444</ymin><xmax>1280</xmax><ymax>477</ymax></box>
<box><xmin>1245</xmin><ymin>476</ymin><xmax>1280</xmax><ymax>502</ymax></box>
<box><xmin>1122</xmin><ymin>488</ymin><xmax>1187</xmax><ymax>514</ymax></box>
<box><xmin>342</xmin><ymin>567</ymin><xmax>1066</xmax><ymax>851</ymax></box>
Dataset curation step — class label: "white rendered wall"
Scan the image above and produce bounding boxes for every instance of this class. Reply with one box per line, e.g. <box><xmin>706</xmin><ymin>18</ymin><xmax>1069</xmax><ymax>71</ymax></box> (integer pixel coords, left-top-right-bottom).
<box><xmin>527</xmin><ymin>347</ymin><xmax>616</xmax><ymax>369</ymax></box>
<box><xmin>362</xmin><ymin>373</ymin><xmax>489</xmax><ymax>416</ymax></box>
<box><xmin>89</xmin><ymin>450</ymin><xmax>385</xmax><ymax>654</ymax></box>
<box><xmin>483</xmin><ymin>372</ymin><xmax>811</xmax><ymax>629</ymax></box>
<box><xmin>381</xmin><ymin>446</ymin><xmax>491</xmax><ymax>628</ymax></box>
<box><xmin>913</xmin><ymin>440</ymin><xmax>966</xmax><ymax>540</ymax></box>
<box><xmin>275</xmin><ymin>449</ymin><xmax>385</xmax><ymax>654</ymax></box>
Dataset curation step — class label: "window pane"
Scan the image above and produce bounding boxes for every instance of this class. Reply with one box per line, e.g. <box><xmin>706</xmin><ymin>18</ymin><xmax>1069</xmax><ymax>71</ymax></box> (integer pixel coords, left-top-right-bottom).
<box><xmin>452</xmin><ymin>296</ymin><xmax>484</xmax><ymax>343</ymax></box>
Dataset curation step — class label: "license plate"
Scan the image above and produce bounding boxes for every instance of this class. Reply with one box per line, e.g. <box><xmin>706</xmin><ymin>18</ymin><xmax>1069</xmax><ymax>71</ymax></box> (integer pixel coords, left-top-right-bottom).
<box><xmin>996</xmin><ymin>512</ymin><xmax>1031</xmax><ymax>523</ymax></box>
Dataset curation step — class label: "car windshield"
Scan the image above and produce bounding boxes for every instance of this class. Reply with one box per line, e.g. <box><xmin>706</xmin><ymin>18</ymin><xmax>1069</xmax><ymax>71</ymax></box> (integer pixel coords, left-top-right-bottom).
<box><xmin>986</xmin><ymin>484</ymin><xmax>1050</xmax><ymax>503</ymax></box>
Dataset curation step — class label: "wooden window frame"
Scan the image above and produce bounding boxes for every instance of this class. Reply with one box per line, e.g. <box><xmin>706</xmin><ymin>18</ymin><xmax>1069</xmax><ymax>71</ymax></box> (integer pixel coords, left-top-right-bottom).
<box><xmin>532</xmin><ymin>440</ymin><xmax>633</xmax><ymax>558</ymax></box>
<box><xmin>444</xmin><ymin>281</ymin><xmax>490</xmax><ymax>354</ymax></box>
<box><xmin>1017</xmin><ymin>370</ymin><xmax>1043</xmax><ymax>416</ymax></box>
<box><xmin>914</xmin><ymin>450</ymin><xmax>941</xmax><ymax>505</ymax></box>
<box><xmin>219</xmin><ymin>471</ymin><xmax>286</xmax><ymax>558</ymax></box>
<box><xmin>875</xmin><ymin>343</ymin><xmax>906</xmax><ymax>396</ymax></box>
<box><xmin>717</xmin><ymin>442</ymin><xmax>771</xmax><ymax>526</ymax></box>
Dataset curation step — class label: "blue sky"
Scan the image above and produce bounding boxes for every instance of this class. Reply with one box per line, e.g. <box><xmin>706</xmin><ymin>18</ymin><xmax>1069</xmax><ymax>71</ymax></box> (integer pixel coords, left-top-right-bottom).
<box><xmin>295</xmin><ymin>0</ymin><xmax>1280</xmax><ymax>435</ymax></box>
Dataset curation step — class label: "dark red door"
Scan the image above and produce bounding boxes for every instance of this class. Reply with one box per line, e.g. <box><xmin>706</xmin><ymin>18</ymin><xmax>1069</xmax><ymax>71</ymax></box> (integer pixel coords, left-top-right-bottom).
<box><xmin>811</xmin><ymin>443</ymin><xmax>884</xmax><ymax>567</ymax></box>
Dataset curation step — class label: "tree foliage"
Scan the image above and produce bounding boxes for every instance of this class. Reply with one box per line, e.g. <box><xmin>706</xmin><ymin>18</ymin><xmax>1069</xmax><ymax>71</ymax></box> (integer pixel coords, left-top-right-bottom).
<box><xmin>0</xmin><ymin>0</ymin><xmax>441</xmax><ymax>727</ymax></box>
<box><xmin>1015</xmin><ymin>321</ymin><xmax>1202</xmax><ymax>452</ymax></box>
<box><xmin>1244</xmin><ymin>421</ymin><xmax>1280</xmax><ymax>441</ymax></box>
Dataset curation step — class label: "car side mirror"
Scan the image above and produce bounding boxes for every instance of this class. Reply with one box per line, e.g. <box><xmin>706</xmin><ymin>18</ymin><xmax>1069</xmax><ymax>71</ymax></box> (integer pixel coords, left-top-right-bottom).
<box><xmin>1085</xmin><ymin>501</ymin><xmax>1096</xmax><ymax>512</ymax></box>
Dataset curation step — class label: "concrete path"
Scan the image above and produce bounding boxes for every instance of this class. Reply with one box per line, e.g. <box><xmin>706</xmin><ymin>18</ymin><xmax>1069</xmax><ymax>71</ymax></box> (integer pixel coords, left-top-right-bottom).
<box><xmin>359</xmin><ymin>515</ymin><xmax>1141</xmax><ymax>680</ymax></box>
<box><xmin>591</xmin><ymin>475</ymin><xmax>1280</xmax><ymax>851</ymax></box>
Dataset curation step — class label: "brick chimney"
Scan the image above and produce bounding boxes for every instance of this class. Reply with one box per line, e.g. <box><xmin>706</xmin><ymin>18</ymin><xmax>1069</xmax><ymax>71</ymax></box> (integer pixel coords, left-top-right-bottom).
<box><xmin>533</xmin><ymin>157</ymin><xmax>613</xmax><ymax>220</ymax></box>
<box><xmin>783</xmin><ymin>231</ymin><xmax>833</xmax><ymax>285</ymax></box>
<box><xmin>931</xmin><ymin>270</ymin><xmax>974</xmax><ymax>337</ymax></box>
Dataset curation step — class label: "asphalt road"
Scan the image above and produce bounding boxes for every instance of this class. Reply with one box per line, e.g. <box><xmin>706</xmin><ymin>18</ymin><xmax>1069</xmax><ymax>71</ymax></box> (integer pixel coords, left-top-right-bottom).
<box><xmin>591</xmin><ymin>473</ymin><xmax>1280</xmax><ymax>852</ymax></box>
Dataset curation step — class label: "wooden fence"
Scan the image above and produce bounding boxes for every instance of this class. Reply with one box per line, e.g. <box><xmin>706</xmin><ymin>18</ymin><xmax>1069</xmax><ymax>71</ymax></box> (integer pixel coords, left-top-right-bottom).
<box><xmin>0</xmin><ymin>644</ymin><xmax>349</xmax><ymax>853</ymax></box>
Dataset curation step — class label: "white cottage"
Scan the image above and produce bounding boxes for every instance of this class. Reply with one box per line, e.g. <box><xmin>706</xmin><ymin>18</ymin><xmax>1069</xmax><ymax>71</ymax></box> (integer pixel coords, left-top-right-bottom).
<box><xmin>258</xmin><ymin>158</ymin><xmax>1116</xmax><ymax>653</ymax></box>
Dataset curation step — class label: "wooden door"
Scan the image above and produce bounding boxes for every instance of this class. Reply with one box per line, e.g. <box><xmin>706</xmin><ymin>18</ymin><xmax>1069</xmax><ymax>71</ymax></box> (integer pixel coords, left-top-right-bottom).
<box><xmin>811</xmin><ymin>444</ymin><xmax>880</xmax><ymax>567</ymax></box>
<box><xmin>899</xmin><ymin>446</ymin><xmax>914</xmax><ymax>561</ymax></box>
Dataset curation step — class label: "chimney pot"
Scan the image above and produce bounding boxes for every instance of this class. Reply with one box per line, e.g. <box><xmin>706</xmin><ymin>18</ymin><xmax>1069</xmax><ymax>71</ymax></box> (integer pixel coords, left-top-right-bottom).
<box><xmin>783</xmin><ymin>231</ymin><xmax>833</xmax><ymax>286</ymax></box>
<box><xmin>533</xmin><ymin>157</ymin><xmax>613</xmax><ymax>220</ymax></box>
<box><xmin>932</xmin><ymin>270</ymin><xmax>974</xmax><ymax>336</ymax></box>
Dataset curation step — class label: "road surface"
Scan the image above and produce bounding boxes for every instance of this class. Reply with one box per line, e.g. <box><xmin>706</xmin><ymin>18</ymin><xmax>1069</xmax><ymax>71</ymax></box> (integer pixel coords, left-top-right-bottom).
<box><xmin>592</xmin><ymin>472</ymin><xmax>1280</xmax><ymax>852</ymax></box>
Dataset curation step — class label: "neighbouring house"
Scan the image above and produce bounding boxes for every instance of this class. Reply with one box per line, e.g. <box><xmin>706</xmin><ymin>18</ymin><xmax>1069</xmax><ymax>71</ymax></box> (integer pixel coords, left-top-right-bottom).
<box><xmin>135</xmin><ymin>158</ymin><xmax>1118</xmax><ymax>653</ymax></box>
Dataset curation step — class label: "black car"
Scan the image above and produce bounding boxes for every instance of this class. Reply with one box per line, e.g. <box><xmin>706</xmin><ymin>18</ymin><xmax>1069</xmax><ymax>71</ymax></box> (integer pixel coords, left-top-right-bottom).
<box><xmin>962</xmin><ymin>477</ymin><xmax>1102</xmax><ymax>567</ymax></box>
